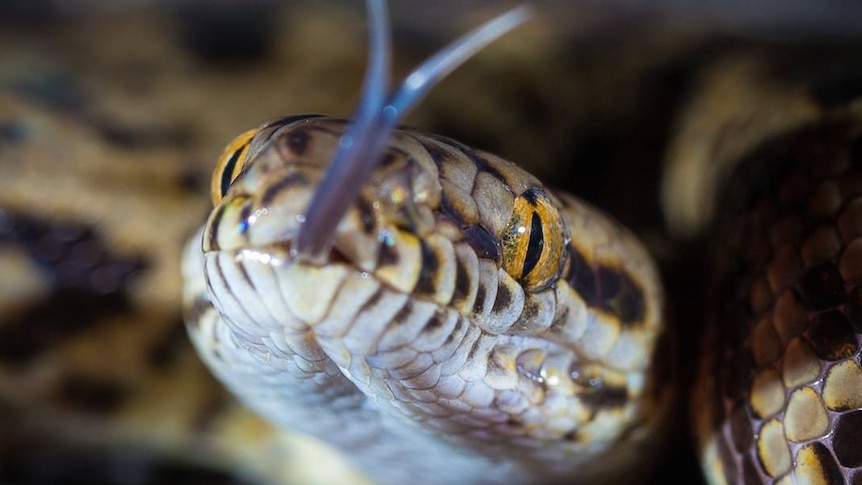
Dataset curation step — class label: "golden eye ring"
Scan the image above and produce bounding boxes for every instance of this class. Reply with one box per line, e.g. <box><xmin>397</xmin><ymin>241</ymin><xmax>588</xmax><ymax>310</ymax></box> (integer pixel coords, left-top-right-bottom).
<box><xmin>501</xmin><ymin>188</ymin><xmax>566</xmax><ymax>292</ymax></box>
<box><xmin>211</xmin><ymin>128</ymin><xmax>258</xmax><ymax>206</ymax></box>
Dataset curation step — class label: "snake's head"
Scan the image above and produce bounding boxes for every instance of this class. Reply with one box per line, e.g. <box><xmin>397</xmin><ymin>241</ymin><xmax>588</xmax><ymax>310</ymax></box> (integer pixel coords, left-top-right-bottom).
<box><xmin>186</xmin><ymin>2</ymin><xmax>669</xmax><ymax>482</ymax></box>
<box><xmin>204</xmin><ymin>115</ymin><xmax>443</xmax><ymax>276</ymax></box>
<box><xmin>195</xmin><ymin>110</ymin><xmax>669</xmax><ymax>482</ymax></box>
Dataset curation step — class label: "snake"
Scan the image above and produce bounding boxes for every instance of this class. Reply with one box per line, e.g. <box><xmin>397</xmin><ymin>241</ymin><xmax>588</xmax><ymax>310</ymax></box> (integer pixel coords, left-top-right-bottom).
<box><xmin>2</xmin><ymin>1</ymin><xmax>862</xmax><ymax>484</ymax></box>
<box><xmin>181</xmin><ymin>1</ymin><xmax>862</xmax><ymax>484</ymax></box>
<box><xmin>182</xmin><ymin>2</ymin><xmax>671</xmax><ymax>484</ymax></box>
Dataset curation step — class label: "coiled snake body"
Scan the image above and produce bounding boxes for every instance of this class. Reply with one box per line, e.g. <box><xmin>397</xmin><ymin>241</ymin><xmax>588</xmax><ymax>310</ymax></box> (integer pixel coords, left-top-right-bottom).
<box><xmin>693</xmin><ymin>114</ymin><xmax>862</xmax><ymax>483</ymax></box>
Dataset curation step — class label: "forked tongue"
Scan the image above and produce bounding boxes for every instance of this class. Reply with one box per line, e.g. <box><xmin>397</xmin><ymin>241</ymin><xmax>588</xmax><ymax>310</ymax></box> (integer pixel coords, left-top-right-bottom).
<box><xmin>294</xmin><ymin>0</ymin><xmax>532</xmax><ymax>263</ymax></box>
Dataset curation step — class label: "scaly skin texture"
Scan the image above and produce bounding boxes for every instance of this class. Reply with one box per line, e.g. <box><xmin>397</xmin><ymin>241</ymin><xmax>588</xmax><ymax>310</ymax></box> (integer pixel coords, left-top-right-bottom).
<box><xmin>183</xmin><ymin>116</ymin><xmax>672</xmax><ymax>485</ymax></box>
<box><xmin>694</xmin><ymin>110</ymin><xmax>862</xmax><ymax>484</ymax></box>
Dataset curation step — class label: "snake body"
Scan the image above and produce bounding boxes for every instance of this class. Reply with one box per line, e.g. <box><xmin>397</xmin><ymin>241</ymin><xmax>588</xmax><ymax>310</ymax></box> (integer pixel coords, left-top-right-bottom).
<box><xmin>693</xmin><ymin>111</ymin><xmax>862</xmax><ymax>483</ymax></box>
<box><xmin>183</xmin><ymin>115</ymin><xmax>670</xmax><ymax>484</ymax></box>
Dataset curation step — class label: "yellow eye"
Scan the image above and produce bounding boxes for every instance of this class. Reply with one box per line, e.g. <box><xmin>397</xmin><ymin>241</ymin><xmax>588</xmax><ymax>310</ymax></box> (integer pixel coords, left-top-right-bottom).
<box><xmin>501</xmin><ymin>188</ymin><xmax>566</xmax><ymax>291</ymax></box>
<box><xmin>211</xmin><ymin>129</ymin><xmax>258</xmax><ymax>205</ymax></box>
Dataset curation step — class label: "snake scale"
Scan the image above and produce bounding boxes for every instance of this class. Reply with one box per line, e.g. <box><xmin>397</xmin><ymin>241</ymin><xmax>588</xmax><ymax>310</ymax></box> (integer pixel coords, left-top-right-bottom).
<box><xmin>2</xmin><ymin>1</ymin><xmax>862</xmax><ymax>484</ymax></box>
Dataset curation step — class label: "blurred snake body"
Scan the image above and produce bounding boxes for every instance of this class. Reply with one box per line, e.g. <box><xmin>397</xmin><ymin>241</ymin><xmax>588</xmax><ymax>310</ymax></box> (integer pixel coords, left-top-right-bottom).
<box><xmin>182</xmin><ymin>2</ymin><xmax>670</xmax><ymax>484</ymax></box>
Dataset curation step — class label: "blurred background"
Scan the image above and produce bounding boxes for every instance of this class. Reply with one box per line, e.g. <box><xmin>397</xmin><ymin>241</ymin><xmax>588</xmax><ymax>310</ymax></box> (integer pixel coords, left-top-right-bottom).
<box><xmin>0</xmin><ymin>0</ymin><xmax>861</xmax><ymax>483</ymax></box>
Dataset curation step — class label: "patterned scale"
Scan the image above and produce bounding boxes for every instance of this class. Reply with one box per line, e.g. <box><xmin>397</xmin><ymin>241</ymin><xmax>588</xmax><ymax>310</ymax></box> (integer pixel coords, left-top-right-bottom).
<box><xmin>695</xmin><ymin>112</ymin><xmax>862</xmax><ymax>484</ymax></box>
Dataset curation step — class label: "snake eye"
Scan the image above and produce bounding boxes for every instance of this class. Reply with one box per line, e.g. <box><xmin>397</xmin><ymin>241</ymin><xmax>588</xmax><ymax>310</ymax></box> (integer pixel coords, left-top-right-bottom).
<box><xmin>501</xmin><ymin>188</ymin><xmax>566</xmax><ymax>291</ymax></box>
<box><xmin>211</xmin><ymin>129</ymin><xmax>258</xmax><ymax>206</ymax></box>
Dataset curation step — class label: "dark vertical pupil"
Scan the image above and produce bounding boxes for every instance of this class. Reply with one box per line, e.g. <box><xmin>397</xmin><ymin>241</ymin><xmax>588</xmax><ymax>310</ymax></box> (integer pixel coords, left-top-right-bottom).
<box><xmin>522</xmin><ymin>211</ymin><xmax>544</xmax><ymax>277</ymax></box>
<box><xmin>220</xmin><ymin>148</ymin><xmax>244</xmax><ymax>197</ymax></box>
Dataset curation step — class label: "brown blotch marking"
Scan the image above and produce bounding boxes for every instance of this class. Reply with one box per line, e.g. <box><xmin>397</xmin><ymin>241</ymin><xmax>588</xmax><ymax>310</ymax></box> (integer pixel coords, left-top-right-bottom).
<box><xmin>796</xmin><ymin>442</ymin><xmax>844</xmax><ymax>485</ymax></box>
<box><xmin>148</xmin><ymin>321</ymin><xmax>190</xmax><ymax>369</ymax></box>
<box><xmin>378</xmin><ymin>239</ymin><xmax>400</xmax><ymax>267</ymax></box>
<box><xmin>439</xmin><ymin>189</ymin><xmax>469</xmax><ymax>227</ymax></box>
<box><xmin>357</xmin><ymin>288</ymin><xmax>386</xmax><ymax>317</ymax></box>
<box><xmin>519</xmin><ymin>297</ymin><xmax>540</xmax><ymax>324</ymax></box>
<box><xmin>506</xmin><ymin>416</ymin><xmax>523</xmax><ymax>427</ymax></box>
<box><xmin>380</xmin><ymin>152</ymin><xmax>397</xmax><ymax>168</ymax></box>
<box><xmin>259</xmin><ymin>171</ymin><xmax>308</xmax><ymax>207</ymax></box>
<box><xmin>565</xmin><ymin>244</ymin><xmax>598</xmax><ymax>306</ymax></box>
<box><xmin>451</xmin><ymin>254</ymin><xmax>472</xmax><ymax>307</ymax></box>
<box><xmin>55</xmin><ymin>375</ymin><xmax>130</xmax><ymax>414</ymax></box>
<box><xmin>798</xmin><ymin>261</ymin><xmax>847</xmax><ymax>310</ymax></box>
<box><xmin>444</xmin><ymin>334</ymin><xmax>455</xmax><ymax>346</ymax></box>
<box><xmin>176</xmin><ymin>167</ymin><xmax>207</xmax><ymax>194</ymax></box>
<box><xmin>492</xmin><ymin>282</ymin><xmax>512</xmax><ymax>313</ymax></box>
<box><xmin>355</xmin><ymin>196</ymin><xmax>376</xmax><ymax>235</ymax></box>
<box><xmin>96</xmin><ymin>122</ymin><xmax>191</xmax><ymax>149</ymax></box>
<box><xmin>0</xmin><ymin>212</ymin><xmax>148</xmax><ymax>365</ymax></box>
<box><xmin>235</xmin><ymin>251</ymin><xmax>254</xmax><ymax>287</ymax></box>
<box><xmin>615</xmin><ymin>272</ymin><xmax>646</xmax><ymax>324</ymax></box>
<box><xmin>206</xmin><ymin>202</ymin><xmax>227</xmax><ymax>250</ymax></box>
<box><xmin>463</xmin><ymin>225</ymin><xmax>499</xmax><ymax>261</ymax></box>
<box><xmin>468</xmin><ymin>151</ymin><xmax>508</xmax><ymax>185</ymax></box>
<box><xmin>570</xmin><ymin>365</ymin><xmax>628</xmax><ymax>409</ymax></box>
<box><xmin>833</xmin><ymin>410</ymin><xmax>862</xmax><ymax>467</ymax></box>
<box><xmin>596</xmin><ymin>266</ymin><xmax>646</xmax><ymax>325</ymax></box>
<box><xmin>390</xmin><ymin>301</ymin><xmax>414</xmax><ymax>326</ymax></box>
<box><xmin>466</xmin><ymin>337</ymin><xmax>482</xmax><ymax>361</ymax></box>
<box><xmin>808</xmin><ymin>309</ymin><xmax>858</xmax><ymax>361</ymax></box>
<box><xmin>577</xmin><ymin>383</ymin><xmax>628</xmax><ymax>410</ymax></box>
<box><xmin>565</xmin><ymin>244</ymin><xmax>645</xmax><ymax>325</ymax></box>
<box><xmin>0</xmin><ymin>118</ymin><xmax>28</xmax><ymax>144</ymax></box>
<box><xmin>420</xmin><ymin>140</ymin><xmax>447</xmax><ymax>167</ymax></box>
<box><xmin>563</xmin><ymin>430</ymin><xmax>579</xmax><ymax>442</ymax></box>
<box><xmin>472</xmin><ymin>282</ymin><xmax>487</xmax><ymax>314</ymax></box>
<box><xmin>415</xmin><ymin>240</ymin><xmax>439</xmax><ymax>297</ymax></box>
<box><xmin>422</xmin><ymin>311</ymin><xmax>445</xmax><ymax>333</ymax></box>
